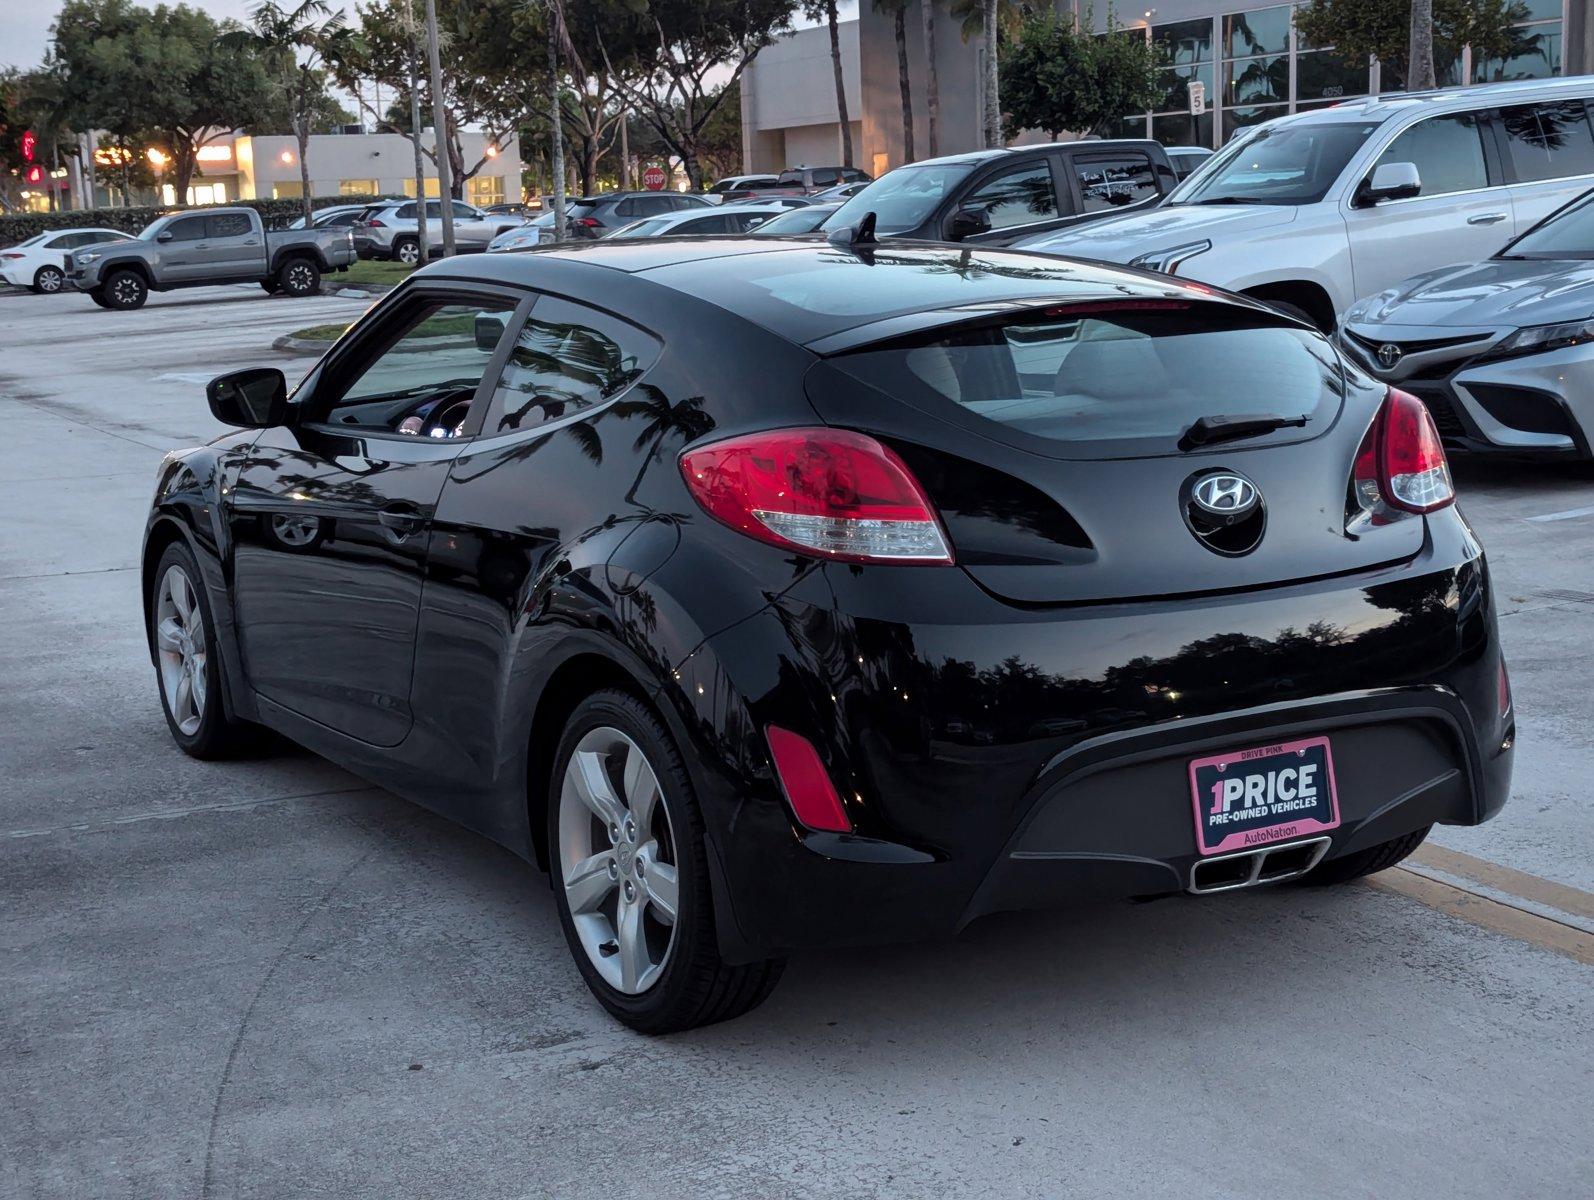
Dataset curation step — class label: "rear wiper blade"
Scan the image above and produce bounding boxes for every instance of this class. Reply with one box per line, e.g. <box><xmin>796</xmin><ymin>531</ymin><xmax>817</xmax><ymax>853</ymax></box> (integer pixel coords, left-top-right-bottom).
<box><xmin>1179</xmin><ymin>413</ymin><xmax>1307</xmax><ymax>451</ymax></box>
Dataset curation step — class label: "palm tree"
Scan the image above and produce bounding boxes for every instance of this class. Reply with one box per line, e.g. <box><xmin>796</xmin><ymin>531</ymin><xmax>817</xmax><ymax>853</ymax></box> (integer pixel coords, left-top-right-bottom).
<box><xmin>1408</xmin><ymin>0</ymin><xmax>1436</xmax><ymax>89</ymax></box>
<box><xmin>875</xmin><ymin>0</ymin><xmax>914</xmax><ymax>163</ymax></box>
<box><xmin>920</xmin><ymin>0</ymin><xmax>939</xmax><ymax>157</ymax></box>
<box><xmin>805</xmin><ymin>0</ymin><xmax>853</xmax><ymax>168</ymax></box>
<box><xmin>948</xmin><ymin>0</ymin><xmax>1036</xmax><ymax>148</ymax></box>
<box><xmin>230</xmin><ymin>1</ymin><xmax>351</xmax><ymax>225</ymax></box>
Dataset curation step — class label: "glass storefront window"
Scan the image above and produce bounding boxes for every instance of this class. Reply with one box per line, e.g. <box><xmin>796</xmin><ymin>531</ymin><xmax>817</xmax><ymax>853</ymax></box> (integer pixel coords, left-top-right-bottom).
<box><xmin>1295</xmin><ymin>50</ymin><xmax>1367</xmax><ymax>102</ymax></box>
<box><xmin>1154</xmin><ymin>17</ymin><xmax>1213</xmax><ymax>66</ymax></box>
<box><xmin>1158</xmin><ymin>63</ymin><xmax>1215</xmax><ymax>112</ymax></box>
<box><xmin>1107</xmin><ymin>115</ymin><xmax>1151</xmax><ymax>139</ymax></box>
<box><xmin>1473</xmin><ymin>22</ymin><xmax>1562</xmax><ymax>83</ymax></box>
<box><xmin>339</xmin><ymin>178</ymin><xmax>378</xmax><ymax>196</ymax></box>
<box><xmin>1224</xmin><ymin>6</ymin><xmax>1291</xmax><ymax>58</ymax></box>
<box><xmin>1152</xmin><ymin>112</ymin><xmax>1215</xmax><ymax>147</ymax></box>
<box><xmin>1227</xmin><ymin>54</ymin><xmax>1289</xmax><ymax>106</ymax></box>
<box><xmin>1222</xmin><ymin>103</ymin><xmax>1287</xmax><ymax>142</ymax></box>
<box><xmin>468</xmin><ymin>175</ymin><xmax>507</xmax><ymax>206</ymax></box>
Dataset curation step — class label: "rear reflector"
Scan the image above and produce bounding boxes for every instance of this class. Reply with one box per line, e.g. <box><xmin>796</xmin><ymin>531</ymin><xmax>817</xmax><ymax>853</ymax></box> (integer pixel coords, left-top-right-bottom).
<box><xmin>765</xmin><ymin>726</ymin><xmax>852</xmax><ymax>832</ymax></box>
<box><xmin>679</xmin><ymin>427</ymin><xmax>953</xmax><ymax>564</ymax></box>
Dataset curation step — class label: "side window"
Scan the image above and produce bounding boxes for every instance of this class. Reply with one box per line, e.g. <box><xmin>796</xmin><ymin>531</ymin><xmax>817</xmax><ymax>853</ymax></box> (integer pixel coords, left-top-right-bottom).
<box><xmin>728</xmin><ymin>212</ymin><xmax>771</xmax><ymax>232</ymax></box>
<box><xmin>45</xmin><ymin>233</ymin><xmax>79</xmax><ymax>249</ymax></box>
<box><xmin>452</xmin><ymin>201</ymin><xmax>476</xmax><ymax>219</ymax></box>
<box><xmin>1374</xmin><ymin>113</ymin><xmax>1489</xmax><ymax>196</ymax></box>
<box><xmin>396</xmin><ymin>203</ymin><xmax>417</xmax><ymax>219</ymax></box>
<box><xmin>636</xmin><ymin>195</ymin><xmax>675</xmax><ymax>216</ymax></box>
<box><xmin>842</xmin><ymin>169</ymin><xmax>868</xmax><ymax>182</ymax></box>
<box><xmin>165</xmin><ymin>216</ymin><xmax>208</xmax><ymax>241</ymax></box>
<box><xmin>669</xmin><ymin>195</ymin><xmax>702</xmax><ymax>211</ymax></box>
<box><xmin>208</xmin><ymin>213</ymin><xmax>252</xmax><ymax>238</ymax></box>
<box><xmin>1500</xmin><ymin>102</ymin><xmax>1594</xmax><ymax>183</ymax></box>
<box><xmin>317</xmin><ymin>299</ymin><xmax>516</xmax><ymax>437</ymax></box>
<box><xmin>614</xmin><ymin>198</ymin><xmax>638</xmax><ymax>218</ymax></box>
<box><xmin>483</xmin><ymin>297</ymin><xmax>660</xmax><ymax>435</ymax></box>
<box><xmin>964</xmin><ymin>160</ymin><xmax>1060</xmax><ymax>229</ymax></box>
<box><xmin>1073</xmin><ymin>154</ymin><xmax>1159</xmax><ymax>212</ymax></box>
<box><xmin>681</xmin><ymin>214</ymin><xmax>732</xmax><ymax>234</ymax></box>
<box><xmin>811</xmin><ymin>168</ymin><xmax>840</xmax><ymax>186</ymax></box>
<box><xmin>424</xmin><ymin>200</ymin><xmax>443</xmax><ymax>219</ymax></box>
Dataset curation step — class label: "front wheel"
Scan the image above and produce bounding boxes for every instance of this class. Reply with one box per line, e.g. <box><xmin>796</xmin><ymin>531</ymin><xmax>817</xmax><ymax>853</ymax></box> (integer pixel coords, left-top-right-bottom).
<box><xmin>278</xmin><ymin>257</ymin><xmax>320</xmax><ymax>296</ymax></box>
<box><xmin>32</xmin><ymin>265</ymin><xmax>65</xmax><ymax>294</ymax></box>
<box><xmin>103</xmin><ymin>269</ymin><xmax>148</xmax><ymax>310</ymax></box>
<box><xmin>549</xmin><ymin>690</ymin><xmax>784</xmax><ymax>1034</ymax></box>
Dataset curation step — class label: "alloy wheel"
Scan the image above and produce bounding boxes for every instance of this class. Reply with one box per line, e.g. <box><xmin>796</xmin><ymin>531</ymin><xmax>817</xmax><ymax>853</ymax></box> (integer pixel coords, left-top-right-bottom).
<box><xmin>154</xmin><ymin>564</ymin><xmax>207</xmax><ymax>736</ymax></box>
<box><xmin>112</xmin><ymin>275</ymin><xmax>142</xmax><ymax>306</ymax></box>
<box><xmin>397</xmin><ymin>241</ymin><xmax>420</xmax><ymax>265</ymax></box>
<box><xmin>286</xmin><ymin>263</ymin><xmax>315</xmax><ymax>293</ymax></box>
<box><xmin>558</xmin><ymin>726</ymin><xmax>680</xmax><ymax>994</ymax></box>
<box><xmin>36</xmin><ymin>267</ymin><xmax>63</xmax><ymax>293</ymax></box>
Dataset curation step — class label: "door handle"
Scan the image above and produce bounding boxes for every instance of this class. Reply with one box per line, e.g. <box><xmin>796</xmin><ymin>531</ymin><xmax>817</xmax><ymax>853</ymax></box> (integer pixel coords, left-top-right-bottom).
<box><xmin>1467</xmin><ymin>212</ymin><xmax>1508</xmax><ymax>225</ymax></box>
<box><xmin>378</xmin><ymin>506</ymin><xmax>424</xmax><ymax>537</ymax></box>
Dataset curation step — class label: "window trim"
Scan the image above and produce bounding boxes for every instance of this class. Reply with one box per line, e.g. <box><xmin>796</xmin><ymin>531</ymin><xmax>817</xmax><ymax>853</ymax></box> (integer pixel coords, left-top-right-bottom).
<box><xmin>293</xmin><ymin>279</ymin><xmax>532</xmax><ymax>443</ymax></box>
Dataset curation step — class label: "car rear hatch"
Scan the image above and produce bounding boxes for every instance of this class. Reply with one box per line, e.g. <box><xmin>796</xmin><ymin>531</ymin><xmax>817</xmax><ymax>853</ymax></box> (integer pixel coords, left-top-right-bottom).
<box><xmin>804</xmin><ymin>298</ymin><xmax>1425</xmax><ymax>604</ymax></box>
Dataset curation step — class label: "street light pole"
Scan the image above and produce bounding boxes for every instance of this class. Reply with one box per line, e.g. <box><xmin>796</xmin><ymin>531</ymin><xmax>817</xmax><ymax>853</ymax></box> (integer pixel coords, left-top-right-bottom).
<box><xmin>423</xmin><ymin>0</ymin><xmax>456</xmax><ymax>257</ymax></box>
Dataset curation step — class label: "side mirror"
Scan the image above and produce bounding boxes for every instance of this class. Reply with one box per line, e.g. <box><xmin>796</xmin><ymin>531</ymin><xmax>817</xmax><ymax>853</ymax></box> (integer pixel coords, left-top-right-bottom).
<box><xmin>1358</xmin><ymin>161</ymin><xmax>1422</xmax><ymax>206</ymax></box>
<box><xmin>156</xmin><ymin>231</ymin><xmax>174</xmax><ymax>243</ymax></box>
<box><xmin>208</xmin><ymin>367</ymin><xmax>288</xmax><ymax>428</ymax></box>
<box><xmin>474</xmin><ymin>313</ymin><xmax>507</xmax><ymax>351</ymax></box>
<box><xmin>947</xmin><ymin>207</ymin><xmax>992</xmax><ymax>241</ymax></box>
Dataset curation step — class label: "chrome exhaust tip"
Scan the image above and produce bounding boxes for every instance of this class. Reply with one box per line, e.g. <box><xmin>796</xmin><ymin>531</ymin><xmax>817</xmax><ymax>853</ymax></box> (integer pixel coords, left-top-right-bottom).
<box><xmin>1188</xmin><ymin>836</ymin><xmax>1332</xmax><ymax>895</ymax></box>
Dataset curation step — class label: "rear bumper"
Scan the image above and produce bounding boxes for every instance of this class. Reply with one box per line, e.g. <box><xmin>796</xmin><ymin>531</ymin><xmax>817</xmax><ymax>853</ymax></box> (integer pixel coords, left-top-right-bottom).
<box><xmin>666</xmin><ymin>515</ymin><xmax>1512</xmax><ymax>961</ymax></box>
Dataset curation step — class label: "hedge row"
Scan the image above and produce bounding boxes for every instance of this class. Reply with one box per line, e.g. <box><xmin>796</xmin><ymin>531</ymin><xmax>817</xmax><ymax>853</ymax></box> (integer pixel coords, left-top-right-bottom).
<box><xmin>0</xmin><ymin>194</ymin><xmax>402</xmax><ymax>245</ymax></box>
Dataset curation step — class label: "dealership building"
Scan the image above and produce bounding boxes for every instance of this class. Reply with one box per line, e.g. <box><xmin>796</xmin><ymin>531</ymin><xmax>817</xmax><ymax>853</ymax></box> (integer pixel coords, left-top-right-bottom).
<box><xmin>745</xmin><ymin>0</ymin><xmax>1585</xmax><ymax>177</ymax></box>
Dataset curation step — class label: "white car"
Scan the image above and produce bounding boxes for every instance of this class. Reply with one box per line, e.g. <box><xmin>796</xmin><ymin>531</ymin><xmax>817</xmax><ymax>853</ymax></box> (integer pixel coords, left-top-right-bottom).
<box><xmin>1018</xmin><ymin>76</ymin><xmax>1594</xmax><ymax>330</ymax></box>
<box><xmin>1</xmin><ymin>227</ymin><xmax>129</xmax><ymax>293</ymax></box>
<box><xmin>487</xmin><ymin>211</ymin><xmax>556</xmax><ymax>252</ymax></box>
<box><xmin>604</xmin><ymin>203</ymin><xmax>790</xmax><ymax>239</ymax></box>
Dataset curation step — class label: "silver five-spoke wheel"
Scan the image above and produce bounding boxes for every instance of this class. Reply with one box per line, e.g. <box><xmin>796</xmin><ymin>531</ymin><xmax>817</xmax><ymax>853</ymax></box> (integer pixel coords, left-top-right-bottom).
<box><xmin>558</xmin><ymin>726</ymin><xmax>680</xmax><ymax>994</ymax></box>
<box><xmin>154</xmin><ymin>564</ymin><xmax>207</xmax><ymax>736</ymax></box>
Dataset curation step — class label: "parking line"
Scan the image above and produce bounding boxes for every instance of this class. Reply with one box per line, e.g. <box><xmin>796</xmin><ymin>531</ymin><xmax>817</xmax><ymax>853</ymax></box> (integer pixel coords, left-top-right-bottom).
<box><xmin>1371</xmin><ymin>869</ymin><xmax>1594</xmax><ymax>967</ymax></box>
<box><xmin>1408</xmin><ymin>844</ymin><xmax>1594</xmax><ymax>922</ymax></box>
<box><xmin>1524</xmin><ymin>504</ymin><xmax>1594</xmax><ymax>523</ymax></box>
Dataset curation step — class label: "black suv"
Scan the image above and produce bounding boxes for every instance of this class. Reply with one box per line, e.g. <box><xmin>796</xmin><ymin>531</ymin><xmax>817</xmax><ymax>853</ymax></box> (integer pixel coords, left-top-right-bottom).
<box><xmin>825</xmin><ymin>140</ymin><xmax>1179</xmax><ymax>246</ymax></box>
<box><xmin>563</xmin><ymin>191</ymin><xmax>713</xmax><ymax>239</ymax></box>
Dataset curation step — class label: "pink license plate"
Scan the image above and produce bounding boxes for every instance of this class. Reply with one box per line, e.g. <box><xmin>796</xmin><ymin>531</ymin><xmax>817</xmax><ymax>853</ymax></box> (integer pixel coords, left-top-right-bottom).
<box><xmin>1189</xmin><ymin>736</ymin><xmax>1341</xmax><ymax>856</ymax></box>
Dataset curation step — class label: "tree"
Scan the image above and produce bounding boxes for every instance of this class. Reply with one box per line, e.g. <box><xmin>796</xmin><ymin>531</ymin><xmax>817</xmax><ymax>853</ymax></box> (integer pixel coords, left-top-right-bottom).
<box><xmin>593</xmin><ymin>0</ymin><xmax>796</xmax><ymax>190</ymax></box>
<box><xmin>920</xmin><ymin>0</ymin><xmax>939</xmax><ymax>157</ymax></box>
<box><xmin>803</xmin><ymin>0</ymin><xmax>852</xmax><ymax>167</ymax></box>
<box><xmin>1000</xmin><ymin>11</ymin><xmax>1159</xmax><ymax>141</ymax></box>
<box><xmin>1295</xmin><ymin>0</ymin><xmax>1529</xmax><ymax>87</ymax></box>
<box><xmin>1409</xmin><ymin>0</ymin><xmax>1436</xmax><ymax>89</ymax></box>
<box><xmin>949</xmin><ymin>0</ymin><xmax>1039</xmax><ymax>148</ymax></box>
<box><xmin>227</xmin><ymin>2</ymin><xmax>354</xmax><ymax>224</ymax></box>
<box><xmin>875</xmin><ymin>0</ymin><xmax>914</xmax><ymax>163</ymax></box>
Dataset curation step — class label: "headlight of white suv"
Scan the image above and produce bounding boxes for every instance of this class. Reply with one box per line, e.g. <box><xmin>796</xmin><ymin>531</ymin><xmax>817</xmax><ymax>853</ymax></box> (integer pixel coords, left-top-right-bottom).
<box><xmin>1486</xmin><ymin>319</ymin><xmax>1594</xmax><ymax>361</ymax></box>
<box><xmin>1128</xmin><ymin>240</ymin><xmax>1211</xmax><ymax>275</ymax></box>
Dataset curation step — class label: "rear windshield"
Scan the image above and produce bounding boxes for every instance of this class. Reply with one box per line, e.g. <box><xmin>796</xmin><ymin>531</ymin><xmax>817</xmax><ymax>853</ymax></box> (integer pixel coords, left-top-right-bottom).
<box><xmin>832</xmin><ymin>302</ymin><xmax>1340</xmax><ymax>449</ymax></box>
<box><xmin>566</xmin><ymin>201</ymin><xmax>600</xmax><ymax>218</ymax></box>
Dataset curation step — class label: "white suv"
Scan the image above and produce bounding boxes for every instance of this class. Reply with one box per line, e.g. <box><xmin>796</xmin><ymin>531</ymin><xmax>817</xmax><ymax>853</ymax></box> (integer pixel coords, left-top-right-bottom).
<box><xmin>1019</xmin><ymin>76</ymin><xmax>1594</xmax><ymax>330</ymax></box>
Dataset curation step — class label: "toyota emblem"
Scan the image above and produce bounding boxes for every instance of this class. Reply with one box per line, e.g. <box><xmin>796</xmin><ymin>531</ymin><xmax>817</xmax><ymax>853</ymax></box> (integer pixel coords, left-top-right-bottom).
<box><xmin>1377</xmin><ymin>342</ymin><xmax>1402</xmax><ymax>369</ymax></box>
<box><xmin>1190</xmin><ymin>472</ymin><xmax>1260</xmax><ymax>516</ymax></box>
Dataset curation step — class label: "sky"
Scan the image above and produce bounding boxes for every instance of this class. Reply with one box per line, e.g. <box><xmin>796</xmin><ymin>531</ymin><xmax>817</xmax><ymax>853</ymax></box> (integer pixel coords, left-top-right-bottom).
<box><xmin>2</xmin><ymin>0</ymin><xmax>856</xmax><ymax>73</ymax></box>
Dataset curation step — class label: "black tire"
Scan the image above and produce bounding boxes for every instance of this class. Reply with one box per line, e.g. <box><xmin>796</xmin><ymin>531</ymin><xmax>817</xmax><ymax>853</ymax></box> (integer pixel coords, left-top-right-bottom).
<box><xmin>88</xmin><ymin>287</ymin><xmax>113</xmax><ymax>309</ymax></box>
<box><xmin>393</xmin><ymin>237</ymin><xmax>421</xmax><ymax>267</ymax></box>
<box><xmin>1299</xmin><ymin>825</ymin><xmax>1431</xmax><ymax>886</ymax></box>
<box><xmin>149</xmin><ymin>542</ymin><xmax>260</xmax><ymax>760</ymax></box>
<box><xmin>31</xmin><ymin>264</ymin><xmax>65</xmax><ymax>294</ymax></box>
<box><xmin>278</xmin><ymin>257</ymin><xmax>321</xmax><ymax>296</ymax></box>
<box><xmin>548</xmin><ymin>689</ymin><xmax>785</xmax><ymax>1034</ymax></box>
<box><xmin>103</xmin><ymin>268</ymin><xmax>148</xmax><ymax>310</ymax></box>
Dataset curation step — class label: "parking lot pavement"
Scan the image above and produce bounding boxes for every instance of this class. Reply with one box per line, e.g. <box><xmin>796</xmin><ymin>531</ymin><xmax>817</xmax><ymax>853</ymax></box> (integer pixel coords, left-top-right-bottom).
<box><xmin>2</xmin><ymin>283</ymin><xmax>1590</xmax><ymax>1199</ymax></box>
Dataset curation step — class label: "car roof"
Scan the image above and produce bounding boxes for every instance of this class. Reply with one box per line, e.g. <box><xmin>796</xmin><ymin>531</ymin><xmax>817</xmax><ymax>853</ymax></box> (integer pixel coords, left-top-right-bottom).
<box><xmin>889</xmin><ymin>138</ymin><xmax>1169</xmax><ymax>170</ymax></box>
<box><xmin>1274</xmin><ymin>75</ymin><xmax>1594</xmax><ymax>127</ymax></box>
<box><xmin>422</xmin><ymin>238</ymin><xmax>1239</xmax><ymax>350</ymax></box>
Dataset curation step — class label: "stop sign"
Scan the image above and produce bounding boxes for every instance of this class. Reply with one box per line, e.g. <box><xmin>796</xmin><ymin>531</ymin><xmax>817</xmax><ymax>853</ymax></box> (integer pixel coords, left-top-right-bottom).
<box><xmin>642</xmin><ymin>165</ymin><xmax>667</xmax><ymax>191</ymax></box>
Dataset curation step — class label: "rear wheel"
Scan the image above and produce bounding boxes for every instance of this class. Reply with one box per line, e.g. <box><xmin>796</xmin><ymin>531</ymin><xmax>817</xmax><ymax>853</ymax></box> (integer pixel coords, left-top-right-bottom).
<box><xmin>393</xmin><ymin>237</ymin><xmax>421</xmax><ymax>266</ymax></box>
<box><xmin>31</xmin><ymin>265</ymin><xmax>64</xmax><ymax>294</ymax></box>
<box><xmin>549</xmin><ymin>689</ymin><xmax>784</xmax><ymax>1033</ymax></box>
<box><xmin>278</xmin><ymin>257</ymin><xmax>320</xmax><ymax>296</ymax></box>
<box><xmin>103</xmin><ymin>269</ymin><xmax>148</xmax><ymax>310</ymax></box>
<box><xmin>1300</xmin><ymin>826</ymin><xmax>1430</xmax><ymax>886</ymax></box>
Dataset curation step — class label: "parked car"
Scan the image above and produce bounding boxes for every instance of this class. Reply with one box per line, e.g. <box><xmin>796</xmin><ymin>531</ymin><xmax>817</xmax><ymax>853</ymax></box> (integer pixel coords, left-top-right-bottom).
<box><xmin>606</xmin><ymin>202</ymin><xmax>789</xmax><ymax>238</ymax></box>
<box><xmin>149</xmin><ymin>238</ymin><xmax>1511</xmax><ymax>1033</ymax></box>
<box><xmin>354</xmin><ymin>199</ymin><xmax>530</xmax><ymax>263</ymax></box>
<box><xmin>748</xmin><ymin>202</ymin><xmax>843</xmax><ymax>236</ymax></box>
<box><xmin>754</xmin><ymin>165</ymin><xmax>871</xmax><ymax>197</ymax></box>
<box><xmin>1164</xmin><ymin>145</ymin><xmax>1214</xmax><ymax>181</ymax></box>
<box><xmin>1338</xmin><ymin>184</ymin><xmax>1594</xmax><ymax>459</ymax></box>
<box><xmin>284</xmin><ymin>204</ymin><xmax>371</xmax><ymax>231</ymax></box>
<box><xmin>65</xmin><ymin>207</ymin><xmax>356</xmax><ymax>310</ymax></box>
<box><xmin>484</xmin><ymin>202</ymin><xmax>534</xmax><ymax>215</ymax></box>
<box><xmin>824</xmin><ymin>139</ymin><xmax>1178</xmax><ymax>247</ymax></box>
<box><xmin>809</xmin><ymin>180</ymin><xmax>870</xmax><ymax>202</ymax></box>
<box><xmin>537</xmin><ymin>191</ymin><xmax>715</xmax><ymax>241</ymax></box>
<box><xmin>1018</xmin><ymin>77</ymin><xmax>1594</xmax><ymax>331</ymax></box>
<box><xmin>1</xmin><ymin>227</ymin><xmax>127</xmax><ymax>293</ymax></box>
<box><xmin>705</xmin><ymin>174</ymin><xmax>779</xmax><ymax>203</ymax></box>
<box><xmin>487</xmin><ymin>211</ymin><xmax>557</xmax><ymax>252</ymax></box>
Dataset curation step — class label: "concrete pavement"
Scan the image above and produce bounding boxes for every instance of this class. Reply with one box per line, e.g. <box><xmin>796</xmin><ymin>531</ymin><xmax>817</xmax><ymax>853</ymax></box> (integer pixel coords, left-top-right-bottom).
<box><xmin>1</xmin><ymin>281</ymin><xmax>1590</xmax><ymax>1199</ymax></box>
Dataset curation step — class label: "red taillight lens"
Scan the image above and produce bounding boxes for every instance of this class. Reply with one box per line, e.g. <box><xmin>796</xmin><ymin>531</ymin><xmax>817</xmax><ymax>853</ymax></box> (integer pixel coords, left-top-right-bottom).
<box><xmin>765</xmin><ymin>725</ymin><xmax>851</xmax><ymax>832</ymax></box>
<box><xmin>679</xmin><ymin>428</ymin><xmax>953</xmax><ymax>564</ymax></box>
<box><xmin>1</xmin><ymin>252</ymin><xmax>23</xmax><ymax>260</ymax></box>
<box><xmin>1352</xmin><ymin>388</ymin><xmax>1455</xmax><ymax>518</ymax></box>
<box><xmin>573</xmin><ymin>216</ymin><xmax>601</xmax><ymax>227</ymax></box>
<box><xmin>364</xmin><ymin>218</ymin><xmax>386</xmax><ymax>227</ymax></box>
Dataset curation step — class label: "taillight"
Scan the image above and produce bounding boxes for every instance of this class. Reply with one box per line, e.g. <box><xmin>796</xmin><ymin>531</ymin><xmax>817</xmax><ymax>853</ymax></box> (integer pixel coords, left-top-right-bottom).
<box><xmin>679</xmin><ymin>427</ymin><xmax>953</xmax><ymax>564</ymax></box>
<box><xmin>573</xmin><ymin>216</ymin><xmax>601</xmax><ymax>228</ymax></box>
<box><xmin>1</xmin><ymin>252</ymin><xmax>23</xmax><ymax>260</ymax></box>
<box><xmin>1351</xmin><ymin>388</ymin><xmax>1455</xmax><ymax>519</ymax></box>
<box><xmin>364</xmin><ymin>218</ymin><xmax>386</xmax><ymax>227</ymax></box>
<box><xmin>765</xmin><ymin>726</ymin><xmax>851</xmax><ymax>832</ymax></box>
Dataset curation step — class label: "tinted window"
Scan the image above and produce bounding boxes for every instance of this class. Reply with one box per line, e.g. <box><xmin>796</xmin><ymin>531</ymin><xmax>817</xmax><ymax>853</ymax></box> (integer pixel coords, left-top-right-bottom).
<box><xmin>452</xmin><ymin>201</ymin><xmax>475</xmax><ymax>218</ymax></box>
<box><xmin>670</xmin><ymin>195</ymin><xmax>708</xmax><ymax>210</ymax></box>
<box><xmin>396</xmin><ymin>203</ymin><xmax>417</xmax><ymax>219</ymax></box>
<box><xmin>320</xmin><ymin>300</ymin><xmax>515</xmax><ymax>436</ymax></box>
<box><xmin>833</xmin><ymin>304</ymin><xmax>1337</xmax><ymax>448</ymax></box>
<box><xmin>484</xmin><ymin>298</ymin><xmax>660</xmax><ymax>434</ymax></box>
<box><xmin>777</xmin><ymin>171</ymin><xmax>803</xmax><ymax>186</ymax></box>
<box><xmin>811</xmin><ymin>168</ymin><xmax>840</xmax><ymax>186</ymax></box>
<box><xmin>750</xmin><ymin>206</ymin><xmax>836</xmax><ymax>235</ymax></box>
<box><xmin>1173</xmin><ymin>120</ymin><xmax>1381</xmax><ymax>205</ymax></box>
<box><xmin>1373</xmin><ymin>113</ymin><xmax>1489</xmax><ymax>196</ymax></box>
<box><xmin>45</xmin><ymin>233</ymin><xmax>81</xmax><ymax>249</ymax></box>
<box><xmin>1506</xmin><ymin>190</ymin><xmax>1594</xmax><ymax>258</ymax></box>
<box><xmin>727</xmin><ymin>212</ymin><xmax>773</xmax><ymax>232</ymax></box>
<box><xmin>1500</xmin><ymin>102</ymin><xmax>1594</xmax><ymax>183</ymax></box>
<box><xmin>611</xmin><ymin>217</ymin><xmax>674</xmax><ymax>239</ymax></box>
<box><xmin>829</xmin><ymin>163</ymin><xmax>968</xmax><ymax>233</ymax></box>
<box><xmin>635</xmin><ymin>195</ymin><xmax>676</xmax><ymax>216</ymax></box>
<box><xmin>209</xmin><ymin>212</ymin><xmax>252</xmax><ymax>238</ymax></box>
<box><xmin>166</xmin><ymin>216</ymin><xmax>208</xmax><ymax>241</ymax></box>
<box><xmin>565</xmin><ymin>201</ymin><xmax>601</xmax><ymax>219</ymax></box>
<box><xmin>424</xmin><ymin>201</ymin><xmax>442</xmax><ymax>218</ymax></box>
<box><xmin>1073</xmin><ymin>154</ymin><xmax>1159</xmax><ymax>212</ymax></box>
<box><xmin>679</xmin><ymin>214</ymin><xmax>732</xmax><ymax>234</ymax></box>
<box><xmin>963</xmin><ymin>161</ymin><xmax>1059</xmax><ymax>229</ymax></box>
<box><xmin>319</xmin><ymin>211</ymin><xmax>361</xmax><ymax>227</ymax></box>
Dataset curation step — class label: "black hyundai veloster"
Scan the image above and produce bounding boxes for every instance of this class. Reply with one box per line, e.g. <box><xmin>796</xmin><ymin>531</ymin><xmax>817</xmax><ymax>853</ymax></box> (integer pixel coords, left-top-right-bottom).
<box><xmin>144</xmin><ymin>234</ymin><xmax>1513</xmax><ymax>1032</ymax></box>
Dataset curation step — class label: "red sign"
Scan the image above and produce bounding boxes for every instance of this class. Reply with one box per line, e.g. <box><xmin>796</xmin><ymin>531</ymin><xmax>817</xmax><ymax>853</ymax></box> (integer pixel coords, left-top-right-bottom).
<box><xmin>642</xmin><ymin>165</ymin><xmax>666</xmax><ymax>191</ymax></box>
<box><xmin>21</xmin><ymin>130</ymin><xmax>36</xmax><ymax>162</ymax></box>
